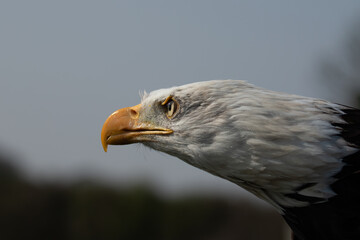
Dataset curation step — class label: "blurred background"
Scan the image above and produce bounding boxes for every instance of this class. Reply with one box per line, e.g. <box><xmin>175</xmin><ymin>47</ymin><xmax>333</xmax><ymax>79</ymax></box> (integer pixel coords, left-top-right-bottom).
<box><xmin>1</xmin><ymin>1</ymin><xmax>360</xmax><ymax>239</ymax></box>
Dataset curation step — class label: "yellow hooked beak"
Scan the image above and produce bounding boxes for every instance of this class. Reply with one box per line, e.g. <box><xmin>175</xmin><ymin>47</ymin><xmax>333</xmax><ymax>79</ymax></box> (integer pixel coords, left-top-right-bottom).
<box><xmin>101</xmin><ymin>104</ymin><xmax>173</xmax><ymax>152</ymax></box>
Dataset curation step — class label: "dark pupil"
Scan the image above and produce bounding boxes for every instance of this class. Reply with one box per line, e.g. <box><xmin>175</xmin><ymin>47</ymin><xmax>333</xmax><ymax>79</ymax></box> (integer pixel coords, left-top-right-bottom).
<box><xmin>167</xmin><ymin>101</ymin><xmax>173</xmax><ymax>112</ymax></box>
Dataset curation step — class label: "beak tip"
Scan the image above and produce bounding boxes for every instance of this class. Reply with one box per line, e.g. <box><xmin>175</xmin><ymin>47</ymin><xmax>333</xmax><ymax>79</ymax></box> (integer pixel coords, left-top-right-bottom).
<box><xmin>102</xmin><ymin>144</ymin><xmax>108</xmax><ymax>152</ymax></box>
<box><xmin>101</xmin><ymin>119</ymin><xmax>110</xmax><ymax>152</ymax></box>
<box><xmin>101</xmin><ymin>132</ymin><xmax>108</xmax><ymax>152</ymax></box>
<box><xmin>102</xmin><ymin>140</ymin><xmax>108</xmax><ymax>152</ymax></box>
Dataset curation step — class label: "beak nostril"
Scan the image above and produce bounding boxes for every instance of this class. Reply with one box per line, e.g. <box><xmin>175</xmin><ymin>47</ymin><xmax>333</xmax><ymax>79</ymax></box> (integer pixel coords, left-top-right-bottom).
<box><xmin>129</xmin><ymin>108</ymin><xmax>139</xmax><ymax>119</ymax></box>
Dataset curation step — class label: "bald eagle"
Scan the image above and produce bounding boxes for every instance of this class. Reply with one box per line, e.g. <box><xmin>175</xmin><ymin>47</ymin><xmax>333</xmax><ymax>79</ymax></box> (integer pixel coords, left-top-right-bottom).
<box><xmin>101</xmin><ymin>80</ymin><xmax>360</xmax><ymax>240</ymax></box>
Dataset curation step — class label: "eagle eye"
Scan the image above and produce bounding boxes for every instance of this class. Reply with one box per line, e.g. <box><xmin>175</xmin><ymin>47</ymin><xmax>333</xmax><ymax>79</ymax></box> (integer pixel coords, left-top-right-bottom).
<box><xmin>161</xmin><ymin>96</ymin><xmax>179</xmax><ymax>118</ymax></box>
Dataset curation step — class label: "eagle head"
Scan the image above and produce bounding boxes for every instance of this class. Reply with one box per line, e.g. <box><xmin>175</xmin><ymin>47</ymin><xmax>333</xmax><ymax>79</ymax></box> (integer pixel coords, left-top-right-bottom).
<box><xmin>101</xmin><ymin>80</ymin><xmax>245</xmax><ymax>173</ymax></box>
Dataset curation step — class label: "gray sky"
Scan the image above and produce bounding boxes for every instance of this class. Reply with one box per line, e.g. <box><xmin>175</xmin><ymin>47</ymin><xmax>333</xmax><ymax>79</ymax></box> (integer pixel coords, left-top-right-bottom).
<box><xmin>1</xmin><ymin>0</ymin><xmax>360</xmax><ymax>201</ymax></box>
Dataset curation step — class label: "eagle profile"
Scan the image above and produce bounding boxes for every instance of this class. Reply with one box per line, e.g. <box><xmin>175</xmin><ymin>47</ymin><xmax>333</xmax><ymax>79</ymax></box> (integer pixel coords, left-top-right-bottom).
<box><xmin>101</xmin><ymin>80</ymin><xmax>360</xmax><ymax>240</ymax></box>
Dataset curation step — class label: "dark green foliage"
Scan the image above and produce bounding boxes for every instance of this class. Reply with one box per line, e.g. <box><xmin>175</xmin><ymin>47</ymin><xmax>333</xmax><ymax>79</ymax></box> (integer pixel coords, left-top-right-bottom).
<box><xmin>0</xmin><ymin>153</ymin><xmax>285</xmax><ymax>240</ymax></box>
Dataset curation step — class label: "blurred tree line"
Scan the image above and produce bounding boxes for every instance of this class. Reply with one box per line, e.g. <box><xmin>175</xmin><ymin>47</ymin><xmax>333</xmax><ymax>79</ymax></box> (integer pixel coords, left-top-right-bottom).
<box><xmin>0</xmin><ymin>151</ymin><xmax>286</xmax><ymax>240</ymax></box>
